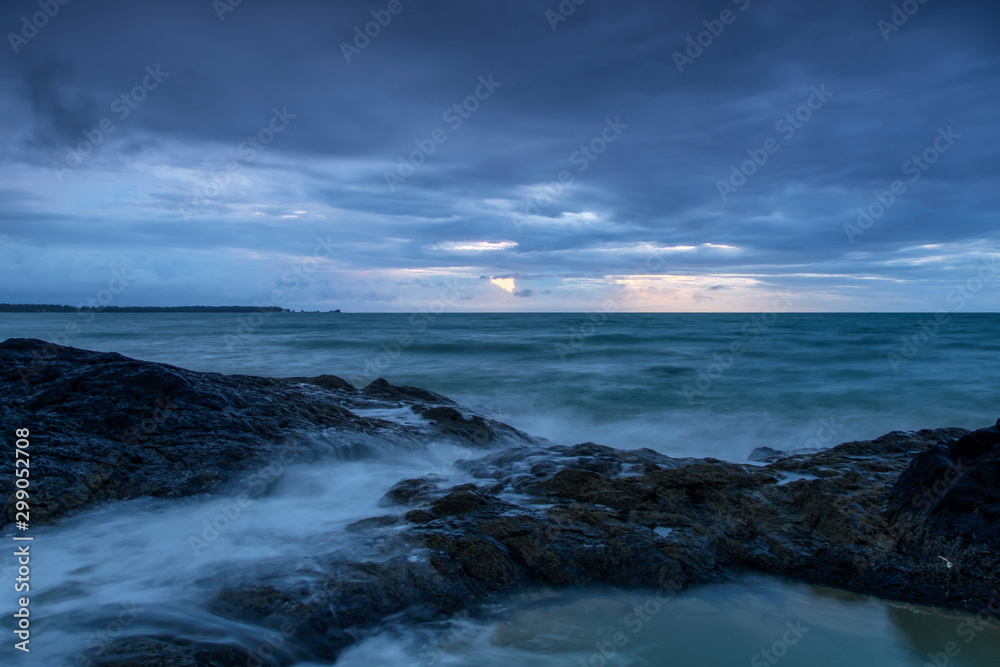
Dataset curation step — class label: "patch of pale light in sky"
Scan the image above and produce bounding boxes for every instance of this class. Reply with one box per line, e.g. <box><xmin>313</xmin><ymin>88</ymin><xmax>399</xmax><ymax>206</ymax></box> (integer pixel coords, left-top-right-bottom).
<box><xmin>490</xmin><ymin>277</ymin><xmax>516</xmax><ymax>292</ymax></box>
<box><xmin>434</xmin><ymin>241</ymin><xmax>518</xmax><ymax>252</ymax></box>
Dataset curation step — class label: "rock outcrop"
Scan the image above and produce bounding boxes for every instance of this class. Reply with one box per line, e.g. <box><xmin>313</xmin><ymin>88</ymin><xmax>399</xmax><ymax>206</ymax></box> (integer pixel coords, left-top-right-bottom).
<box><xmin>0</xmin><ymin>338</ymin><xmax>531</xmax><ymax>526</ymax></box>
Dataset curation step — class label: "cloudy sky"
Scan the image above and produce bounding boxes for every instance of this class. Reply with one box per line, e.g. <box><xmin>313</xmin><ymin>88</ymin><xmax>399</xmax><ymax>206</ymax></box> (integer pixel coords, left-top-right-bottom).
<box><xmin>1</xmin><ymin>0</ymin><xmax>997</xmax><ymax>312</ymax></box>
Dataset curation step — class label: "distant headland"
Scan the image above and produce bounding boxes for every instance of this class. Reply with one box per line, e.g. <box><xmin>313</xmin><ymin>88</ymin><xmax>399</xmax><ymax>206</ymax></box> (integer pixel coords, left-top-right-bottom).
<box><xmin>0</xmin><ymin>304</ymin><xmax>341</xmax><ymax>313</ymax></box>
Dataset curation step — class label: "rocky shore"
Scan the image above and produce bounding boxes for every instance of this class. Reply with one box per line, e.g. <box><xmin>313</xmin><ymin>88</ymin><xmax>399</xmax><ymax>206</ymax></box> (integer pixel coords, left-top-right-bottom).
<box><xmin>2</xmin><ymin>338</ymin><xmax>998</xmax><ymax>665</ymax></box>
<box><xmin>0</xmin><ymin>338</ymin><xmax>530</xmax><ymax>527</ymax></box>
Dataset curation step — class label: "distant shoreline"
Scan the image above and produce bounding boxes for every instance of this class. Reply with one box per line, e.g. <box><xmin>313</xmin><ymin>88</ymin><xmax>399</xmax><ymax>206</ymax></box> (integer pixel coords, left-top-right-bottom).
<box><xmin>0</xmin><ymin>304</ymin><xmax>318</xmax><ymax>313</ymax></box>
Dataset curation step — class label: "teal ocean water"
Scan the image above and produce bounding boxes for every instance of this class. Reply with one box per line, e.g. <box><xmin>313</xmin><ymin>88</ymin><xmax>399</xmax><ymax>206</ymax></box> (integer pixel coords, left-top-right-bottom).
<box><xmin>1</xmin><ymin>312</ymin><xmax>998</xmax><ymax>665</ymax></box>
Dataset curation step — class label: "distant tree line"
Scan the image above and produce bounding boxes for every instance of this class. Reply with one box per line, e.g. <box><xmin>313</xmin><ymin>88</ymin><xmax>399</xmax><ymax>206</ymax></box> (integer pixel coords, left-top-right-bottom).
<box><xmin>0</xmin><ymin>304</ymin><xmax>290</xmax><ymax>313</ymax></box>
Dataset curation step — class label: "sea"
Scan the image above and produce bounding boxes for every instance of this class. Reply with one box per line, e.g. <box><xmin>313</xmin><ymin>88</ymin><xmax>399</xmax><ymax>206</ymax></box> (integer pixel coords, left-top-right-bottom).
<box><xmin>1</xmin><ymin>312</ymin><xmax>998</xmax><ymax>665</ymax></box>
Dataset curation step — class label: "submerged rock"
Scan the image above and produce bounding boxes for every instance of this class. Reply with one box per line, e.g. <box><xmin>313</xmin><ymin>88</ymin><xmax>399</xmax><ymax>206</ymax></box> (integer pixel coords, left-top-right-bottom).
<box><xmin>285</xmin><ymin>374</ymin><xmax>356</xmax><ymax>392</ymax></box>
<box><xmin>748</xmin><ymin>446</ymin><xmax>785</xmax><ymax>462</ymax></box>
<box><xmin>379</xmin><ymin>474</ymin><xmax>447</xmax><ymax>506</ymax></box>
<box><xmin>362</xmin><ymin>377</ymin><xmax>454</xmax><ymax>404</ymax></box>
<box><xmin>419</xmin><ymin>406</ymin><xmax>499</xmax><ymax>446</ymax></box>
<box><xmin>79</xmin><ymin>636</ymin><xmax>266</xmax><ymax>667</ymax></box>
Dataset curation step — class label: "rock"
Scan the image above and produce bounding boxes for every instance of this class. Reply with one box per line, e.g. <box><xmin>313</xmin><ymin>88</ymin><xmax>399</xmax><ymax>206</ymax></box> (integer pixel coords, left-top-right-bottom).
<box><xmin>748</xmin><ymin>446</ymin><xmax>784</xmax><ymax>462</ymax></box>
<box><xmin>379</xmin><ymin>474</ymin><xmax>446</xmax><ymax>506</ymax></box>
<box><xmin>0</xmin><ymin>339</ymin><xmax>524</xmax><ymax>527</ymax></box>
<box><xmin>403</xmin><ymin>509</ymin><xmax>436</xmax><ymax>524</ymax></box>
<box><xmin>285</xmin><ymin>374</ymin><xmax>355</xmax><ymax>391</ymax></box>
<box><xmin>420</xmin><ymin>406</ymin><xmax>496</xmax><ymax>446</ymax></box>
<box><xmin>950</xmin><ymin>419</ymin><xmax>1000</xmax><ymax>462</ymax></box>
<box><xmin>430</xmin><ymin>490</ymin><xmax>504</xmax><ymax>517</ymax></box>
<box><xmin>345</xmin><ymin>515</ymin><xmax>402</xmax><ymax>532</ymax></box>
<box><xmin>80</xmin><ymin>637</ymin><xmax>267</xmax><ymax>667</ymax></box>
<box><xmin>889</xmin><ymin>421</ymin><xmax>1000</xmax><ymax>554</ymax></box>
<box><xmin>362</xmin><ymin>378</ymin><xmax>454</xmax><ymax>404</ymax></box>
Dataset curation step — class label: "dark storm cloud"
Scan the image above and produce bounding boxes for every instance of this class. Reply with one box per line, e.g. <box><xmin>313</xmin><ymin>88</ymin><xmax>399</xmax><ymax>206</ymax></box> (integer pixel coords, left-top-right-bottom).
<box><xmin>0</xmin><ymin>0</ymin><xmax>998</xmax><ymax>309</ymax></box>
<box><xmin>15</xmin><ymin>58</ymin><xmax>99</xmax><ymax>148</ymax></box>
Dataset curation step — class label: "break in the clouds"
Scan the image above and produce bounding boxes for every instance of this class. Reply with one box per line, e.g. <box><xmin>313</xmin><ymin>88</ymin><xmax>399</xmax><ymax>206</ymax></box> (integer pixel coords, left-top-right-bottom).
<box><xmin>0</xmin><ymin>0</ymin><xmax>998</xmax><ymax>311</ymax></box>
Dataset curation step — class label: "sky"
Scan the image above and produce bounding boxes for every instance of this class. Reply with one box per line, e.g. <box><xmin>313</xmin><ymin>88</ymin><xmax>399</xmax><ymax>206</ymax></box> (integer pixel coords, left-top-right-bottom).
<box><xmin>0</xmin><ymin>0</ymin><xmax>998</xmax><ymax>312</ymax></box>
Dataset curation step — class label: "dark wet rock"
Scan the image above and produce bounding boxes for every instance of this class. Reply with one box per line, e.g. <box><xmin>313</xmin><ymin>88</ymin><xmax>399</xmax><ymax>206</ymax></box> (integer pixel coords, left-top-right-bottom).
<box><xmin>362</xmin><ymin>377</ymin><xmax>454</xmax><ymax>404</ymax></box>
<box><xmin>458</xmin><ymin>441</ymin><xmax>690</xmax><ymax>484</ymax></box>
<box><xmin>379</xmin><ymin>474</ymin><xmax>446</xmax><ymax>506</ymax></box>
<box><xmin>429</xmin><ymin>489</ymin><xmax>513</xmax><ymax>518</ymax></box>
<box><xmin>419</xmin><ymin>406</ymin><xmax>498</xmax><ymax>446</ymax></box>
<box><xmin>0</xmin><ymin>339</ymin><xmax>528</xmax><ymax>527</ymax></box>
<box><xmin>345</xmin><ymin>514</ymin><xmax>402</xmax><ymax>532</ymax></box>
<box><xmin>81</xmin><ymin>636</ymin><xmax>270</xmax><ymax>667</ymax></box>
<box><xmin>215</xmin><ymin>585</ymin><xmax>321</xmax><ymax>620</ymax></box>
<box><xmin>285</xmin><ymin>374</ymin><xmax>355</xmax><ymax>392</ymax></box>
<box><xmin>888</xmin><ymin>444</ymin><xmax>955</xmax><ymax>515</ymax></box>
<box><xmin>748</xmin><ymin>446</ymin><xmax>785</xmax><ymax>462</ymax></box>
<box><xmin>403</xmin><ymin>509</ymin><xmax>436</xmax><ymax>524</ymax></box>
<box><xmin>212</xmin><ymin>561</ymin><xmax>475</xmax><ymax>662</ymax></box>
<box><xmin>950</xmin><ymin>419</ymin><xmax>1000</xmax><ymax>462</ymax></box>
<box><xmin>889</xmin><ymin>419</ymin><xmax>1000</xmax><ymax>554</ymax></box>
<box><xmin>0</xmin><ymin>339</ymin><xmax>352</xmax><ymax>526</ymax></box>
